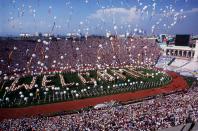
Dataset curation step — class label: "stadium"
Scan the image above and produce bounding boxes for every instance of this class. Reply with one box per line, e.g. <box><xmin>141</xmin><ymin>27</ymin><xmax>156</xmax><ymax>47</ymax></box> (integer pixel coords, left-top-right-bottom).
<box><xmin>0</xmin><ymin>0</ymin><xmax>198</xmax><ymax>130</ymax></box>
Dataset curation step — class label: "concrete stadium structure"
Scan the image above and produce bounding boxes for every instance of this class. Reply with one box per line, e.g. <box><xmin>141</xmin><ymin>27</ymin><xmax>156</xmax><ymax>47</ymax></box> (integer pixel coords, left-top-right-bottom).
<box><xmin>157</xmin><ymin>40</ymin><xmax>198</xmax><ymax>78</ymax></box>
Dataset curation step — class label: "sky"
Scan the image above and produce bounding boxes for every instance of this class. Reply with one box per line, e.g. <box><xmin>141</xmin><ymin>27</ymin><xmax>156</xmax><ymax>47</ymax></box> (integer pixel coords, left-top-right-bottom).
<box><xmin>0</xmin><ymin>0</ymin><xmax>198</xmax><ymax>36</ymax></box>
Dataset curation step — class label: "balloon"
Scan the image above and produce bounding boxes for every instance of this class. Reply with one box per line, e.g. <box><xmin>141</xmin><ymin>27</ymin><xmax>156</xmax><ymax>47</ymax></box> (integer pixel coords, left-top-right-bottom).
<box><xmin>48</xmin><ymin>6</ymin><xmax>52</xmax><ymax>15</ymax></box>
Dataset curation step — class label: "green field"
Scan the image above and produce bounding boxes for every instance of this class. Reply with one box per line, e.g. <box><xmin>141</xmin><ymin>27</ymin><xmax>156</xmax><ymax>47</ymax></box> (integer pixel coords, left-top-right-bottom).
<box><xmin>0</xmin><ymin>68</ymin><xmax>171</xmax><ymax>108</ymax></box>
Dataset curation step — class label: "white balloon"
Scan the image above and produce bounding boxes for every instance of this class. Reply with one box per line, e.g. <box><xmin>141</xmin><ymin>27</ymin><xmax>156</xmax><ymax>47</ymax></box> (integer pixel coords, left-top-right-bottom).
<box><xmin>4</xmin><ymin>76</ymin><xmax>8</xmax><ymax>80</ymax></box>
<box><xmin>32</xmin><ymin>54</ymin><xmax>36</xmax><ymax>57</ymax></box>
<box><xmin>45</xmin><ymin>55</ymin><xmax>49</xmax><ymax>59</ymax></box>
<box><xmin>5</xmin><ymin>97</ymin><xmax>9</xmax><ymax>101</ymax></box>
<box><xmin>37</xmin><ymin>39</ymin><xmax>41</xmax><ymax>42</ymax></box>
<box><xmin>13</xmin><ymin>46</ymin><xmax>17</xmax><ymax>50</ymax></box>
<box><xmin>75</xmin><ymin>93</ymin><xmax>79</xmax><ymax>97</ymax></box>
<box><xmin>113</xmin><ymin>25</ymin><xmax>117</xmax><ymax>30</ymax></box>
<box><xmin>29</xmin><ymin>93</ymin><xmax>33</xmax><ymax>97</ymax></box>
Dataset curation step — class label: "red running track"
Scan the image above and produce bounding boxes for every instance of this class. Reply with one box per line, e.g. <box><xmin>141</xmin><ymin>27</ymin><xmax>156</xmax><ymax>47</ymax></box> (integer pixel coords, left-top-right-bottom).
<box><xmin>0</xmin><ymin>71</ymin><xmax>188</xmax><ymax>121</ymax></box>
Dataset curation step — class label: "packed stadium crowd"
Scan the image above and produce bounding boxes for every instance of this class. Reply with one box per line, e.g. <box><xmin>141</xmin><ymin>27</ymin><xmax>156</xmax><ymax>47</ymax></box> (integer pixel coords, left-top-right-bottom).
<box><xmin>0</xmin><ymin>37</ymin><xmax>160</xmax><ymax>78</ymax></box>
<box><xmin>0</xmin><ymin>36</ymin><xmax>196</xmax><ymax>130</ymax></box>
<box><xmin>1</xmin><ymin>81</ymin><xmax>197</xmax><ymax>130</ymax></box>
